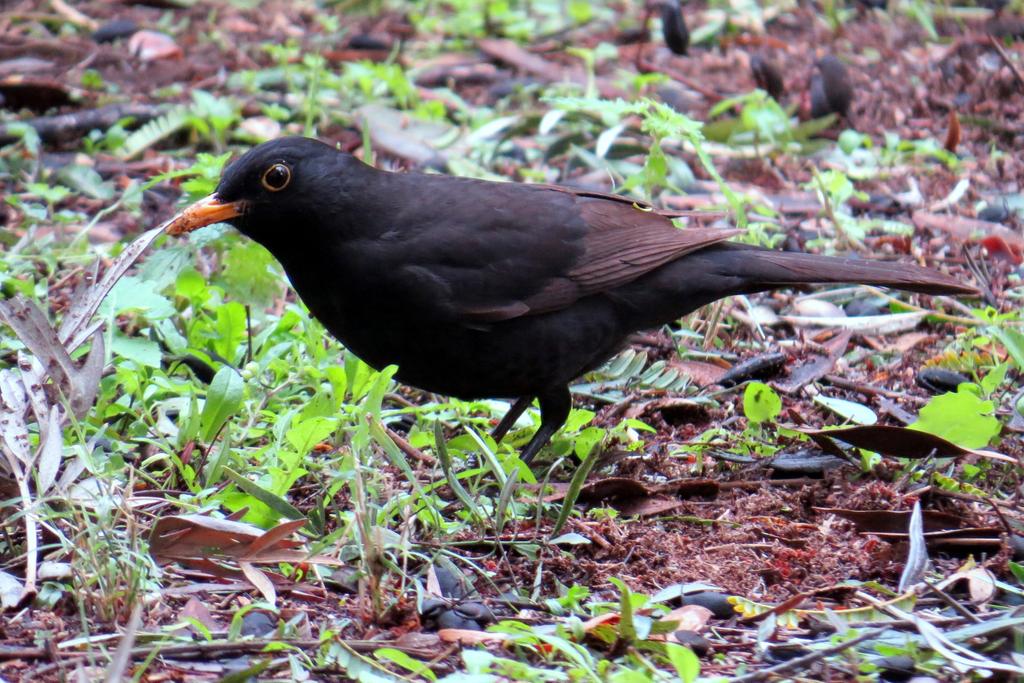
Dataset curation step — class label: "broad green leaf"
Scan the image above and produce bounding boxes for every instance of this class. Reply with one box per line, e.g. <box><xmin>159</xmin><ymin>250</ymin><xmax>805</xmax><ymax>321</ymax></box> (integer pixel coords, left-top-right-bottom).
<box><xmin>200</xmin><ymin>367</ymin><xmax>245</xmax><ymax>441</ymax></box>
<box><xmin>285</xmin><ymin>415</ymin><xmax>337</xmax><ymax>454</ymax></box>
<box><xmin>744</xmin><ymin>381</ymin><xmax>781</xmax><ymax>424</ymax></box>
<box><xmin>111</xmin><ymin>333</ymin><xmax>161</xmax><ymax>368</ymax></box>
<box><xmin>100</xmin><ymin>276</ymin><xmax>176</xmax><ymax>320</ymax></box>
<box><xmin>223</xmin><ymin>467</ymin><xmax>304</xmax><ymax>521</ymax></box>
<box><xmin>213</xmin><ymin>301</ymin><xmax>247</xmax><ymax>362</ymax></box>
<box><xmin>910</xmin><ymin>387</ymin><xmax>1001</xmax><ymax>449</ymax></box>
<box><xmin>374</xmin><ymin>648</ymin><xmax>436</xmax><ymax>681</ymax></box>
<box><xmin>221</xmin><ymin>240</ymin><xmax>283</xmax><ymax>306</ymax></box>
<box><xmin>980</xmin><ymin>362</ymin><xmax>1009</xmax><ymax>397</ymax></box>
<box><xmin>665</xmin><ymin>642</ymin><xmax>700</xmax><ymax>683</ymax></box>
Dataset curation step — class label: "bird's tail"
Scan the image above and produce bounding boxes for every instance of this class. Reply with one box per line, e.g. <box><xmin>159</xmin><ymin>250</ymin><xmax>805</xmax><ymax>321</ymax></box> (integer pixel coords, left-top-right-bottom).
<box><xmin>618</xmin><ymin>242</ymin><xmax>976</xmax><ymax>330</ymax></box>
<box><xmin>710</xmin><ymin>243</ymin><xmax>977</xmax><ymax>296</ymax></box>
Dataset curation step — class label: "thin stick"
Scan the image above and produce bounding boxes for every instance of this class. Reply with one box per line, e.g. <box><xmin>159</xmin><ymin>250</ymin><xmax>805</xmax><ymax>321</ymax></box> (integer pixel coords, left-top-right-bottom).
<box><xmin>988</xmin><ymin>35</ymin><xmax>1024</xmax><ymax>91</ymax></box>
<box><xmin>729</xmin><ymin>627</ymin><xmax>890</xmax><ymax>682</ymax></box>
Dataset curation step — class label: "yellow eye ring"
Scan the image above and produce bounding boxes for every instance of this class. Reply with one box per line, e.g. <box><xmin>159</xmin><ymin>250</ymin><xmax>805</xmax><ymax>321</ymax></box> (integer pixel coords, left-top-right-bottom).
<box><xmin>261</xmin><ymin>163</ymin><xmax>291</xmax><ymax>192</ymax></box>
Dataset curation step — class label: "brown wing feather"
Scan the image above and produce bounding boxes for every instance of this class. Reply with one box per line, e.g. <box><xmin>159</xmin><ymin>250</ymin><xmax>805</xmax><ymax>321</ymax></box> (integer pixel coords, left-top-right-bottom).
<box><xmin>538</xmin><ymin>194</ymin><xmax>740</xmax><ymax>304</ymax></box>
<box><xmin>440</xmin><ymin>182</ymin><xmax>739</xmax><ymax>321</ymax></box>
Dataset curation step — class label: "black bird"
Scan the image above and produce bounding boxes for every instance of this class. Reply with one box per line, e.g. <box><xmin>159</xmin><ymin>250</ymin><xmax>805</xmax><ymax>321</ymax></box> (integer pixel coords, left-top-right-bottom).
<box><xmin>165</xmin><ymin>137</ymin><xmax>975</xmax><ymax>464</ymax></box>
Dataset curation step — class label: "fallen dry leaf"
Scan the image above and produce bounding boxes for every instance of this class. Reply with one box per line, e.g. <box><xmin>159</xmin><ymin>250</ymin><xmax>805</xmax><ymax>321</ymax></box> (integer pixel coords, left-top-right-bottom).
<box><xmin>128</xmin><ymin>31</ymin><xmax>183</xmax><ymax>62</ymax></box>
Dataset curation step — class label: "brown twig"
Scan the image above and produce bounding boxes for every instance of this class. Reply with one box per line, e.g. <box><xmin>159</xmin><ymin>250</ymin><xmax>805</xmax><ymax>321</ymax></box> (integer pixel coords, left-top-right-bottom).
<box><xmin>822</xmin><ymin>374</ymin><xmax>927</xmax><ymax>404</ymax></box>
<box><xmin>987</xmin><ymin>35</ymin><xmax>1024</xmax><ymax>91</ymax></box>
<box><xmin>0</xmin><ymin>637</ymin><xmax>440</xmax><ymax>662</ymax></box>
<box><xmin>385</xmin><ymin>425</ymin><xmax>437</xmax><ymax>465</ymax></box>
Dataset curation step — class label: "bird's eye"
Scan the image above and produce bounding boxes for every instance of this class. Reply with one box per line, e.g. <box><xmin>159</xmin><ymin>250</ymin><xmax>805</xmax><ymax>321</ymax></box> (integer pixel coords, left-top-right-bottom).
<box><xmin>261</xmin><ymin>163</ymin><xmax>291</xmax><ymax>192</ymax></box>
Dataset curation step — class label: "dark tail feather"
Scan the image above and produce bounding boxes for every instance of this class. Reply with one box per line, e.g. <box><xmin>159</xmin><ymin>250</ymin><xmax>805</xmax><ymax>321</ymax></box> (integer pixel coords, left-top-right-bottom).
<box><xmin>618</xmin><ymin>243</ymin><xmax>977</xmax><ymax>331</ymax></box>
<box><xmin>712</xmin><ymin>243</ymin><xmax>977</xmax><ymax>296</ymax></box>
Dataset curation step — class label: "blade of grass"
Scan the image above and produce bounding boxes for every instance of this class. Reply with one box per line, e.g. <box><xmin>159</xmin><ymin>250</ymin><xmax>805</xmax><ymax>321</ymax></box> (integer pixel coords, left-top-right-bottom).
<box><xmin>550</xmin><ymin>447</ymin><xmax>600</xmax><ymax>537</ymax></box>
<box><xmin>432</xmin><ymin>421</ymin><xmax>486</xmax><ymax>530</ymax></box>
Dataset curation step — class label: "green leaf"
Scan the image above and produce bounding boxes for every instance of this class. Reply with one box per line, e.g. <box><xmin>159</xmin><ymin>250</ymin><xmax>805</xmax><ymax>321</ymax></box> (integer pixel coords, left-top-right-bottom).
<box><xmin>200</xmin><ymin>367</ymin><xmax>245</xmax><ymax>441</ymax></box>
<box><xmin>744</xmin><ymin>381</ymin><xmax>781</xmax><ymax>424</ymax></box>
<box><xmin>223</xmin><ymin>467</ymin><xmax>305</xmax><ymax>521</ymax></box>
<box><xmin>374</xmin><ymin>648</ymin><xmax>436</xmax><ymax>681</ymax></box>
<box><xmin>213</xmin><ymin>301</ymin><xmax>247</xmax><ymax>363</ymax></box>
<box><xmin>980</xmin><ymin>362</ymin><xmax>1009</xmax><ymax>397</ymax></box>
<box><xmin>100</xmin><ymin>276</ymin><xmax>176</xmax><ymax>319</ymax></box>
<box><xmin>990</xmin><ymin>326</ymin><xmax>1024</xmax><ymax>369</ymax></box>
<box><xmin>111</xmin><ymin>333</ymin><xmax>161</xmax><ymax>368</ymax></box>
<box><xmin>550</xmin><ymin>442</ymin><xmax>601</xmax><ymax>537</ymax></box>
<box><xmin>58</xmin><ymin>164</ymin><xmax>114</xmax><ymax>200</ymax></box>
<box><xmin>910</xmin><ymin>387</ymin><xmax>1001</xmax><ymax>449</ymax></box>
<box><xmin>665</xmin><ymin>642</ymin><xmax>700</xmax><ymax>683</ymax></box>
<box><xmin>221</xmin><ymin>240</ymin><xmax>283</xmax><ymax>306</ymax></box>
<box><xmin>175</xmin><ymin>267</ymin><xmax>207</xmax><ymax>301</ymax></box>
<box><xmin>285</xmin><ymin>415</ymin><xmax>337</xmax><ymax>454</ymax></box>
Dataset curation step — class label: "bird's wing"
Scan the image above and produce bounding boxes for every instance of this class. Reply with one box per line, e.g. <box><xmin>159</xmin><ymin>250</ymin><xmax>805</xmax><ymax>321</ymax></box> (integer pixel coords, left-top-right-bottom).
<box><xmin>378</xmin><ymin>177</ymin><xmax>739</xmax><ymax>324</ymax></box>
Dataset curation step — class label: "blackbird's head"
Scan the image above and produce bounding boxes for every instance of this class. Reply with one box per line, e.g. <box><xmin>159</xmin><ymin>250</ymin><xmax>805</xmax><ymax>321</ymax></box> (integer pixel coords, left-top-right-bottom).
<box><xmin>165</xmin><ymin>137</ymin><xmax>352</xmax><ymax>241</ymax></box>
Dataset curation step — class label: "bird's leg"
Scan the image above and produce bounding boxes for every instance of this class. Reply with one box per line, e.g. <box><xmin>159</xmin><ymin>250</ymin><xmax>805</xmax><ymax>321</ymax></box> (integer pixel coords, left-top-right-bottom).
<box><xmin>491</xmin><ymin>396</ymin><xmax>533</xmax><ymax>443</ymax></box>
<box><xmin>518</xmin><ymin>387</ymin><xmax>572</xmax><ymax>465</ymax></box>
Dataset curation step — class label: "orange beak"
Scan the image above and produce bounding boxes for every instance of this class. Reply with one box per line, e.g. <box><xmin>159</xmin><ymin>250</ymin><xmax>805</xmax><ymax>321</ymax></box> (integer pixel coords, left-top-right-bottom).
<box><xmin>164</xmin><ymin>194</ymin><xmax>244</xmax><ymax>235</ymax></box>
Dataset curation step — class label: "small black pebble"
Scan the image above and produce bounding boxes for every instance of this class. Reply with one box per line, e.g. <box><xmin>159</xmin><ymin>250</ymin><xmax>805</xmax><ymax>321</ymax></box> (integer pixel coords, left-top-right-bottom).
<box><xmin>431</xmin><ymin>564</ymin><xmax>467</xmax><ymax>599</ymax></box>
<box><xmin>92</xmin><ymin>19</ymin><xmax>139</xmax><ymax>44</ymax></box>
<box><xmin>660</xmin><ymin>1</ymin><xmax>689</xmax><ymax>56</ymax></box>
<box><xmin>455</xmin><ymin>601</ymin><xmax>495</xmax><ymax>623</ymax></box>
<box><xmin>420</xmin><ymin>598</ymin><xmax>447</xmax><ymax>619</ymax></box>
<box><xmin>1009</xmin><ymin>534</ymin><xmax>1024</xmax><ymax>561</ymax></box>
<box><xmin>977</xmin><ymin>202</ymin><xmax>1010</xmax><ymax>223</ymax></box>
<box><xmin>770</xmin><ymin>449</ymin><xmax>848</xmax><ymax>477</ymax></box>
<box><xmin>435</xmin><ymin>609</ymin><xmax>480</xmax><ymax>631</ymax></box>
<box><xmin>844</xmin><ymin>298</ymin><xmax>887</xmax><ymax>317</ymax></box>
<box><xmin>239</xmin><ymin>611</ymin><xmax>277</xmax><ymax>637</ymax></box>
<box><xmin>764</xmin><ymin>644</ymin><xmax>810</xmax><ymax>663</ymax></box>
<box><xmin>671</xmin><ymin>630</ymin><xmax>710</xmax><ymax>656</ymax></box>
<box><xmin>876</xmin><ymin>654</ymin><xmax>917</xmax><ymax>682</ymax></box>
<box><xmin>348</xmin><ymin>34</ymin><xmax>390</xmax><ymax>51</ymax></box>
<box><xmin>680</xmin><ymin>591</ymin><xmax>736</xmax><ymax>619</ymax></box>
<box><xmin>719</xmin><ymin>352</ymin><xmax>787</xmax><ymax>388</ymax></box>
<box><xmin>916</xmin><ymin>367</ymin><xmax>970</xmax><ymax>394</ymax></box>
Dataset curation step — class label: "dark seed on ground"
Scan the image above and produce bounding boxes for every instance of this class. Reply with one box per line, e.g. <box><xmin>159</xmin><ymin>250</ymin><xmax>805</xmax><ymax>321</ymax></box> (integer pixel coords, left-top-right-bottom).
<box><xmin>93</xmin><ymin>19</ymin><xmax>139</xmax><ymax>43</ymax></box>
<box><xmin>660</xmin><ymin>2</ymin><xmax>689</xmax><ymax>55</ymax></box>
<box><xmin>916</xmin><ymin>367</ymin><xmax>970</xmax><ymax>394</ymax></box>
<box><xmin>681</xmin><ymin>591</ymin><xmax>736</xmax><ymax>619</ymax></box>
<box><xmin>435</xmin><ymin>610</ymin><xmax>480</xmax><ymax>631</ymax></box>
<box><xmin>876</xmin><ymin>654</ymin><xmax>917</xmax><ymax>682</ymax></box>
<box><xmin>239</xmin><ymin>611</ymin><xmax>277</xmax><ymax>637</ymax></box>
<box><xmin>718</xmin><ymin>352</ymin><xmax>787</xmax><ymax>387</ymax></box>
<box><xmin>750</xmin><ymin>54</ymin><xmax>785</xmax><ymax>101</ymax></box>
<box><xmin>977</xmin><ymin>202</ymin><xmax>1009</xmax><ymax>223</ymax></box>
<box><xmin>454</xmin><ymin>601</ymin><xmax>495</xmax><ymax>623</ymax></box>
<box><xmin>844</xmin><ymin>298</ymin><xmax>888</xmax><ymax>317</ymax></box>
<box><xmin>671</xmin><ymin>630</ymin><xmax>710</xmax><ymax>656</ymax></box>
